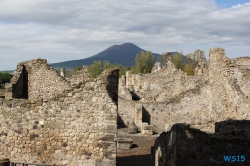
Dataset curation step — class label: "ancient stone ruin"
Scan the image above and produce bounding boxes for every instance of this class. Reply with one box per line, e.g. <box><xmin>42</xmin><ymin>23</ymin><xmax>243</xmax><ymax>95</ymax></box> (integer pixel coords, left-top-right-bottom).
<box><xmin>0</xmin><ymin>59</ymin><xmax>118</xmax><ymax>166</ymax></box>
<box><xmin>152</xmin><ymin>120</ymin><xmax>250</xmax><ymax>165</ymax></box>
<box><xmin>1</xmin><ymin>47</ymin><xmax>250</xmax><ymax>166</ymax></box>
<box><xmin>118</xmin><ymin>48</ymin><xmax>250</xmax><ymax>134</ymax></box>
<box><xmin>118</xmin><ymin>47</ymin><xmax>250</xmax><ymax>165</ymax></box>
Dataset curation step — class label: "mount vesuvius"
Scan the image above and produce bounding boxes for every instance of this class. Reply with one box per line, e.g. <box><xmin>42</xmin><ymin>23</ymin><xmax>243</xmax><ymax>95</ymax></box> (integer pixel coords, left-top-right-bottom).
<box><xmin>50</xmin><ymin>43</ymin><xmax>160</xmax><ymax>70</ymax></box>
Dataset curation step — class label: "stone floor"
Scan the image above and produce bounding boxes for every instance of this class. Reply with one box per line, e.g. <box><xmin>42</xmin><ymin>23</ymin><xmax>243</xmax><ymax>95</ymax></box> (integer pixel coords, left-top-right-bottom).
<box><xmin>116</xmin><ymin>127</ymin><xmax>159</xmax><ymax>166</ymax></box>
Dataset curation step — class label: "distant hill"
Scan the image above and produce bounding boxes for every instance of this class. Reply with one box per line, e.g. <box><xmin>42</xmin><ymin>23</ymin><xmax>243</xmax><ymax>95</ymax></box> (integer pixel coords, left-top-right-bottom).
<box><xmin>0</xmin><ymin>70</ymin><xmax>14</xmax><ymax>74</ymax></box>
<box><xmin>50</xmin><ymin>43</ymin><xmax>161</xmax><ymax>70</ymax></box>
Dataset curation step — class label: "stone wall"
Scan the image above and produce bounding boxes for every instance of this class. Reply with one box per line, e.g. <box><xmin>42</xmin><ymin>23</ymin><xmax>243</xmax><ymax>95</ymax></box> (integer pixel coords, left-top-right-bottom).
<box><xmin>70</xmin><ymin>66</ymin><xmax>90</xmax><ymax>86</ymax></box>
<box><xmin>118</xmin><ymin>48</ymin><xmax>250</xmax><ymax>134</ymax></box>
<box><xmin>151</xmin><ymin>120</ymin><xmax>250</xmax><ymax>166</ymax></box>
<box><xmin>0</xmin><ymin>67</ymin><xmax>119</xmax><ymax>166</ymax></box>
<box><xmin>5</xmin><ymin>59</ymin><xmax>71</xmax><ymax>100</ymax></box>
<box><xmin>117</xmin><ymin>97</ymin><xmax>135</xmax><ymax>126</ymax></box>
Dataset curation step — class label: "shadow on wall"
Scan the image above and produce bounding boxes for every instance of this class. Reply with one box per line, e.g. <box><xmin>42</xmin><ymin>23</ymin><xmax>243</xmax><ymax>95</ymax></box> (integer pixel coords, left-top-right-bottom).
<box><xmin>106</xmin><ymin>69</ymin><xmax>119</xmax><ymax>107</ymax></box>
<box><xmin>142</xmin><ymin>106</ymin><xmax>150</xmax><ymax>125</ymax></box>
<box><xmin>13</xmin><ymin>65</ymin><xmax>28</xmax><ymax>99</ymax></box>
<box><xmin>152</xmin><ymin>120</ymin><xmax>250</xmax><ymax>166</ymax></box>
<box><xmin>117</xmin><ymin>154</ymin><xmax>151</xmax><ymax>166</ymax></box>
<box><xmin>130</xmin><ymin>91</ymin><xmax>141</xmax><ymax>101</ymax></box>
<box><xmin>117</xmin><ymin>115</ymin><xmax>126</xmax><ymax>129</ymax></box>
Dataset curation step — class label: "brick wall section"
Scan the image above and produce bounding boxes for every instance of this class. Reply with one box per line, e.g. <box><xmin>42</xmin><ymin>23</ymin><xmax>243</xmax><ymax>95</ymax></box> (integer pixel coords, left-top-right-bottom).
<box><xmin>0</xmin><ymin>68</ymin><xmax>119</xmax><ymax>166</ymax></box>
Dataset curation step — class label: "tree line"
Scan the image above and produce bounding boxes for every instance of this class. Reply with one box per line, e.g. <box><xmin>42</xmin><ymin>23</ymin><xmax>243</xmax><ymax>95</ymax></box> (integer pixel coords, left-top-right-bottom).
<box><xmin>82</xmin><ymin>49</ymin><xmax>206</xmax><ymax>78</ymax></box>
<box><xmin>0</xmin><ymin>72</ymin><xmax>13</xmax><ymax>89</ymax></box>
<box><xmin>157</xmin><ymin>49</ymin><xmax>206</xmax><ymax>75</ymax></box>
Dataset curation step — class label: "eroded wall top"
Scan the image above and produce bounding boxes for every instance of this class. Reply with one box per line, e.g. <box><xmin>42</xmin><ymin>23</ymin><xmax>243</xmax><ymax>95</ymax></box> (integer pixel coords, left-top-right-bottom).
<box><xmin>5</xmin><ymin>59</ymin><xmax>71</xmax><ymax>100</ymax></box>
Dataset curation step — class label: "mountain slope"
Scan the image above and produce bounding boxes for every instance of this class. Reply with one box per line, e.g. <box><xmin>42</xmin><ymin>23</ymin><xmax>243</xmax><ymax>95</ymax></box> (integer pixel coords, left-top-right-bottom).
<box><xmin>50</xmin><ymin>43</ymin><xmax>160</xmax><ymax>69</ymax></box>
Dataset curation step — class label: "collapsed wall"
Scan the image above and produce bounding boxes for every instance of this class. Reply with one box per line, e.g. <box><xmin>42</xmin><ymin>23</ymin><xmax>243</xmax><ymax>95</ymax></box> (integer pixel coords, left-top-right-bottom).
<box><xmin>118</xmin><ymin>48</ymin><xmax>250</xmax><ymax>133</ymax></box>
<box><xmin>70</xmin><ymin>66</ymin><xmax>90</xmax><ymax>86</ymax></box>
<box><xmin>118</xmin><ymin>55</ymin><xmax>208</xmax><ymax>132</ymax></box>
<box><xmin>5</xmin><ymin>59</ymin><xmax>71</xmax><ymax>100</ymax></box>
<box><xmin>0</xmin><ymin>59</ymin><xmax>119</xmax><ymax>166</ymax></box>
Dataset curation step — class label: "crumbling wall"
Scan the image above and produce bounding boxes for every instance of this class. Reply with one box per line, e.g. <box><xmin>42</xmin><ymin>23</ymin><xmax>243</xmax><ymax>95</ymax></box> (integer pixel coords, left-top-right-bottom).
<box><xmin>118</xmin><ymin>59</ymin><xmax>207</xmax><ymax>130</ymax></box>
<box><xmin>70</xmin><ymin>66</ymin><xmax>90</xmax><ymax>86</ymax></box>
<box><xmin>0</xmin><ymin>68</ymin><xmax>119</xmax><ymax>166</ymax></box>
<box><xmin>207</xmin><ymin>48</ymin><xmax>250</xmax><ymax>121</ymax></box>
<box><xmin>5</xmin><ymin>59</ymin><xmax>71</xmax><ymax>100</ymax></box>
<box><xmin>118</xmin><ymin>48</ymin><xmax>250</xmax><ymax>134</ymax></box>
<box><xmin>152</xmin><ymin>121</ymin><xmax>250</xmax><ymax>166</ymax></box>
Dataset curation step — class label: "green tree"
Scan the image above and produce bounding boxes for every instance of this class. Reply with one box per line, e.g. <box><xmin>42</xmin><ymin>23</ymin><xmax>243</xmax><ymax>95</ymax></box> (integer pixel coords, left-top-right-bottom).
<box><xmin>172</xmin><ymin>52</ymin><xmax>184</xmax><ymax>71</ymax></box>
<box><xmin>184</xmin><ymin>62</ymin><xmax>195</xmax><ymax>75</ymax></box>
<box><xmin>157</xmin><ymin>52</ymin><xmax>167</xmax><ymax>67</ymax></box>
<box><xmin>129</xmin><ymin>66</ymin><xmax>137</xmax><ymax>74</ymax></box>
<box><xmin>103</xmin><ymin>60</ymin><xmax>111</xmax><ymax>70</ymax></box>
<box><xmin>89</xmin><ymin>60</ymin><xmax>103</xmax><ymax>78</ymax></box>
<box><xmin>183</xmin><ymin>49</ymin><xmax>206</xmax><ymax>76</ymax></box>
<box><xmin>135</xmin><ymin>51</ymin><xmax>154</xmax><ymax>74</ymax></box>
<box><xmin>0</xmin><ymin>72</ymin><xmax>13</xmax><ymax>88</ymax></box>
<box><xmin>73</xmin><ymin>66</ymin><xmax>82</xmax><ymax>72</ymax></box>
<box><xmin>88</xmin><ymin>60</ymin><xmax>129</xmax><ymax>78</ymax></box>
<box><xmin>109</xmin><ymin>63</ymin><xmax>130</xmax><ymax>78</ymax></box>
<box><xmin>190</xmin><ymin>49</ymin><xmax>206</xmax><ymax>62</ymax></box>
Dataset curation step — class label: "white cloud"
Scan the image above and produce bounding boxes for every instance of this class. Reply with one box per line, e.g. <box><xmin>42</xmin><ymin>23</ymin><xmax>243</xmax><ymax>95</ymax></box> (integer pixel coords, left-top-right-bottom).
<box><xmin>0</xmin><ymin>0</ymin><xmax>249</xmax><ymax>70</ymax></box>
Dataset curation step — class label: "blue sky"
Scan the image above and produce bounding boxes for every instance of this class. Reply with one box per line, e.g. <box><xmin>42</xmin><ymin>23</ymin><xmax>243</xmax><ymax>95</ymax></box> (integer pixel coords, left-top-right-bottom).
<box><xmin>215</xmin><ymin>0</ymin><xmax>250</xmax><ymax>8</ymax></box>
<box><xmin>0</xmin><ymin>0</ymin><xmax>250</xmax><ymax>70</ymax></box>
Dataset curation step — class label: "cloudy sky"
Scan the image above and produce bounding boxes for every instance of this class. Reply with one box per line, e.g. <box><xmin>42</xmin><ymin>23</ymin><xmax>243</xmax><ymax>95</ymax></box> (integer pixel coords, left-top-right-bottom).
<box><xmin>0</xmin><ymin>0</ymin><xmax>250</xmax><ymax>71</ymax></box>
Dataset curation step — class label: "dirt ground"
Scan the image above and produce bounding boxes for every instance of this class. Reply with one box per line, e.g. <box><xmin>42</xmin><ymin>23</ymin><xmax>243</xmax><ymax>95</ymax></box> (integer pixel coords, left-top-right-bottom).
<box><xmin>116</xmin><ymin>127</ymin><xmax>159</xmax><ymax>166</ymax></box>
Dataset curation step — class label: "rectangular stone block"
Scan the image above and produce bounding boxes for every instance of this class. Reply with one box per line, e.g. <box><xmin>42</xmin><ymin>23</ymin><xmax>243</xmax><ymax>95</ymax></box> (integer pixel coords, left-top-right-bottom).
<box><xmin>141</xmin><ymin>130</ymin><xmax>153</xmax><ymax>135</ymax></box>
<box><xmin>104</xmin><ymin>114</ymin><xmax>117</xmax><ymax>123</ymax></box>
<box><xmin>117</xmin><ymin>138</ymin><xmax>133</xmax><ymax>149</ymax></box>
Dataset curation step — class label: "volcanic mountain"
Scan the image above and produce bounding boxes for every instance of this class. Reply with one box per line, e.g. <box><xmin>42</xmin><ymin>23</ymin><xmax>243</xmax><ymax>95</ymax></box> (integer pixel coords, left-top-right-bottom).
<box><xmin>50</xmin><ymin>43</ymin><xmax>160</xmax><ymax>69</ymax></box>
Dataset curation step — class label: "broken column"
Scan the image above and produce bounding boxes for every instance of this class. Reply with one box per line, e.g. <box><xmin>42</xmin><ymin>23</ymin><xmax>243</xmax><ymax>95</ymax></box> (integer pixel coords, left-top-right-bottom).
<box><xmin>126</xmin><ymin>71</ymin><xmax>131</xmax><ymax>88</ymax></box>
<box><xmin>60</xmin><ymin>68</ymin><xmax>65</xmax><ymax>78</ymax></box>
<box><xmin>134</xmin><ymin>102</ymin><xmax>143</xmax><ymax>131</ymax></box>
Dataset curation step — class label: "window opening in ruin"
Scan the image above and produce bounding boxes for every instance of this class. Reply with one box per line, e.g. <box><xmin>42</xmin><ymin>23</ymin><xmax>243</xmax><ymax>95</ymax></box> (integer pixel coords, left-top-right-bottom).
<box><xmin>13</xmin><ymin>65</ymin><xmax>28</xmax><ymax>99</ymax></box>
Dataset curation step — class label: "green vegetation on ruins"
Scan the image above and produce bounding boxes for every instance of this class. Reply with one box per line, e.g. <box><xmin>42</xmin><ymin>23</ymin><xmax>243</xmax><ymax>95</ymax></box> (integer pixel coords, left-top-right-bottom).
<box><xmin>157</xmin><ymin>49</ymin><xmax>206</xmax><ymax>76</ymax></box>
<box><xmin>66</xmin><ymin>49</ymin><xmax>206</xmax><ymax>78</ymax></box>
<box><xmin>0</xmin><ymin>72</ymin><xmax>13</xmax><ymax>89</ymax></box>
